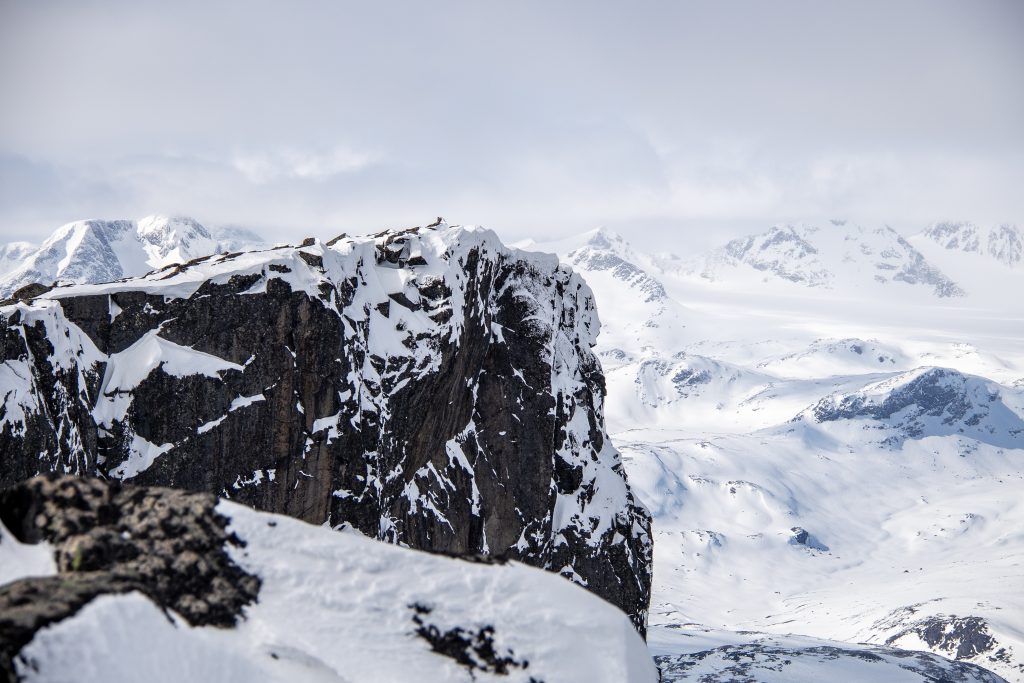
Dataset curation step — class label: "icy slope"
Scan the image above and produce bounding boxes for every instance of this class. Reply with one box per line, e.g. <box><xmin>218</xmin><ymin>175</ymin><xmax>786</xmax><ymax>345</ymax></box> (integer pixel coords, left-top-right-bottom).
<box><xmin>0</xmin><ymin>221</ymin><xmax>652</xmax><ymax>630</ymax></box>
<box><xmin>0</xmin><ymin>476</ymin><xmax>657</xmax><ymax>683</ymax></box>
<box><xmin>531</xmin><ymin>222</ymin><xmax>1024</xmax><ymax>680</ymax></box>
<box><xmin>0</xmin><ymin>216</ymin><xmax>265</xmax><ymax>297</ymax></box>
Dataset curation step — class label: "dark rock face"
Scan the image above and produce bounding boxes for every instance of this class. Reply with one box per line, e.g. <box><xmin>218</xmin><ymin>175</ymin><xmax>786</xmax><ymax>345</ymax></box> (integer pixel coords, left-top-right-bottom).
<box><xmin>0</xmin><ymin>224</ymin><xmax>652</xmax><ymax>632</ymax></box>
<box><xmin>0</xmin><ymin>475</ymin><xmax>260</xmax><ymax>681</ymax></box>
<box><xmin>809</xmin><ymin>367</ymin><xmax>1024</xmax><ymax>449</ymax></box>
<box><xmin>788</xmin><ymin>526</ymin><xmax>829</xmax><ymax>552</ymax></box>
<box><xmin>885</xmin><ymin>614</ymin><xmax>1021</xmax><ymax>677</ymax></box>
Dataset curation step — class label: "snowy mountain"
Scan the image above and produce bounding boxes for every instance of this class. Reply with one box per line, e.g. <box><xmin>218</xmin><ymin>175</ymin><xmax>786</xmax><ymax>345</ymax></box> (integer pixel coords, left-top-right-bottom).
<box><xmin>527</xmin><ymin>221</ymin><xmax>1024</xmax><ymax>681</ymax></box>
<box><xmin>920</xmin><ymin>222</ymin><xmax>1023</xmax><ymax>268</ymax></box>
<box><xmin>0</xmin><ymin>242</ymin><xmax>37</xmax><ymax>278</ymax></box>
<box><xmin>0</xmin><ymin>220</ymin><xmax>652</xmax><ymax>631</ymax></box>
<box><xmin>806</xmin><ymin>366</ymin><xmax>1024</xmax><ymax>448</ymax></box>
<box><xmin>694</xmin><ymin>221</ymin><xmax>964</xmax><ymax>297</ymax></box>
<box><xmin>0</xmin><ymin>475</ymin><xmax>657</xmax><ymax>683</ymax></box>
<box><xmin>0</xmin><ymin>216</ymin><xmax>265</xmax><ymax>297</ymax></box>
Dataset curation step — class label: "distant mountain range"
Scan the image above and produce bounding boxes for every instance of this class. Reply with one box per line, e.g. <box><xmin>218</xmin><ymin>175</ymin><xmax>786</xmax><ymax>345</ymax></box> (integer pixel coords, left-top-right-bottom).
<box><xmin>923</xmin><ymin>221</ymin><xmax>1022</xmax><ymax>267</ymax></box>
<box><xmin>0</xmin><ymin>216</ymin><xmax>265</xmax><ymax>297</ymax></box>
<box><xmin>5</xmin><ymin>216</ymin><xmax>1018</xmax><ymax>302</ymax></box>
<box><xmin>524</xmin><ymin>219</ymin><xmax>1024</xmax><ymax>682</ymax></box>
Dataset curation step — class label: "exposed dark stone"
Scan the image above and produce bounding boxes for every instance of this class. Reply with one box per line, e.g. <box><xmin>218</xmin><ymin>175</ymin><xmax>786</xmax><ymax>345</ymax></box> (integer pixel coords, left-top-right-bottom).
<box><xmin>0</xmin><ymin>227</ymin><xmax>653</xmax><ymax>633</ymax></box>
<box><xmin>9</xmin><ymin>283</ymin><xmax>53</xmax><ymax>303</ymax></box>
<box><xmin>409</xmin><ymin>603</ymin><xmax>537</xmax><ymax>679</ymax></box>
<box><xmin>809</xmin><ymin>367</ymin><xmax>1023</xmax><ymax>448</ymax></box>
<box><xmin>887</xmin><ymin>615</ymin><xmax>999</xmax><ymax>661</ymax></box>
<box><xmin>0</xmin><ymin>475</ymin><xmax>260</xmax><ymax>681</ymax></box>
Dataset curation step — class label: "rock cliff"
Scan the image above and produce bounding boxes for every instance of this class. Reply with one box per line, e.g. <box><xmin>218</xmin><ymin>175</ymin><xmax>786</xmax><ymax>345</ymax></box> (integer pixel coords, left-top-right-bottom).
<box><xmin>0</xmin><ymin>221</ymin><xmax>652</xmax><ymax>631</ymax></box>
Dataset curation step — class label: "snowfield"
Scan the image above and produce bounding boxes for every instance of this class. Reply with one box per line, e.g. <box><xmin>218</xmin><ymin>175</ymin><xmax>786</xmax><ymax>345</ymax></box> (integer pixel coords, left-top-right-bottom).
<box><xmin>524</xmin><ymin>220</ymin><xmax>1024</xmax><ymax>681</ymax></box>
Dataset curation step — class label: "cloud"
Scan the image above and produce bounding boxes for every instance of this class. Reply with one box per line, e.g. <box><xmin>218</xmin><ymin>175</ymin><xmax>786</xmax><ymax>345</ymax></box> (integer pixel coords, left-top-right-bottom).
<box><xmin>232</xmin><ymin>147</ymin><xmax>377</xmax><ymax>184</ymax></box>
<box><xmin>0</xmin><ymin>1</ymin><xmax>1021</xmax><ymax>245</ymax></box>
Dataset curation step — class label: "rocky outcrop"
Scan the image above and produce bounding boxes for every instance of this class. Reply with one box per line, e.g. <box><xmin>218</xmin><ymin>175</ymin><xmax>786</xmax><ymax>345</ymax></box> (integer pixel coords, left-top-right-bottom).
<box><xmin>0</xmin><ymin>222</ymin><xmax>652</xmax><ymax>631</ymax></box>
<box><xmin>923</xmin><ymin>222</ymin><xmax>1023</xmax><ymax>268</ymax></box>
<box><xmin>807</xmin><ymin>366</ymin><xmax>1024</xmax><ymax>448</ymax></box>
<box><xmin>868</xmin><ymin>605</ymin><xmax>1022</xmax><ymax>682</ymax></box>
<box><xmin>0</xmin><ymin>475</ymin><xmax>260</xmax><ymax>681</ymax></box>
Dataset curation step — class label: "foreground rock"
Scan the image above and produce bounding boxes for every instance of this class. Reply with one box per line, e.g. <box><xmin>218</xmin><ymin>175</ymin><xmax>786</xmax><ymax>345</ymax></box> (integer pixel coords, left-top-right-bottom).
<box><xmin>0</xmin><ymin>221</ymin><xmax>652</xmax><ymax>631</ymax></box>
<box><xmin>0</xmin><ymin>475</ymin><xmax>260</xmax><ymax>682</ymax></box>
<box><xmin>0</xmin><ymin>475</ymin><xmax>658</xmax><ymax>683</ymax></box>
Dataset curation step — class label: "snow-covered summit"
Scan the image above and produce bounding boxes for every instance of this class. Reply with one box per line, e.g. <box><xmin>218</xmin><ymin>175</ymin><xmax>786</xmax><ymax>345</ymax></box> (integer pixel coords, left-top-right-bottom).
<box><xmin>920</xmin><ymin>222</ymin><xmax>1023</xmax><ymax>268</ymax></box>
<box><xmin>805</xmin><ymin>366</ymin><xmax>1024</xmax><ymax>448</ymax></box>
<box><xmin>699</xmin><ymin>221</ymin><xmax>964</xmax><ymax>297</ymax></box>
<box><xmin>0</xmin><ymin>216</ymin><xmax>265</xmax><ymax>297</ymax></box>
<box><xmin>0</xmin><ymin>241</ymin><xmax>37</xmax><ymax>277</ymax></box>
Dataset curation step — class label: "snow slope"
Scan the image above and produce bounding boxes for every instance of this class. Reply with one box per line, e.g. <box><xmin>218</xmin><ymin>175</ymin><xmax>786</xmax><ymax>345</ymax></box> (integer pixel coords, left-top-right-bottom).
<box><xmin>0</xmin><ymin>216</ymin><xmax>265</xmax><ymax>297</ymax></box>
<box><xmin>12</xmin><ymin>500</ymin><xmax>657</xmax><ymax>683</ymax></box>
<box><xmin>526</xmin><ymin>221</ymin><xmax>1024</xmax><ymax>681</ymax></box>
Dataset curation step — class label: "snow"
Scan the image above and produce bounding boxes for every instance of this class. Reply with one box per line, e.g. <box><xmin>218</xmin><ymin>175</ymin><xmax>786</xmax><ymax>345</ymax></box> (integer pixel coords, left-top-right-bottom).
<box><xmin>15</xmin><ymin>502</ymin><xmax>658</xmax><ymax>683</ymax></box>
<box><xmin>530</xmin><ymin>221</ymin><xmax>1024</xmax><ymax>681</ymax></box>
<box><xmin>110</xmin><ymin>434</ymin><xmax>174</xmax><ymax>479</ymax></box>
<box><xmin>100</xmin><ymin>331</ymin><xmax>244</xmax><ymax>394</ymax></box>
<box><xmin>0</xmin><ymin>521</ymin><xmax>56</xmax><ymax>586</ymax></box>
<box><xmin>230</xmin><ymin>393</ymin><xmax>265</xmax><ymax>411</ymax></box>
<box><xmin>5</xmin><ymin>216</ymin><xmax>1022</xmax><ymax>679</ymax></box>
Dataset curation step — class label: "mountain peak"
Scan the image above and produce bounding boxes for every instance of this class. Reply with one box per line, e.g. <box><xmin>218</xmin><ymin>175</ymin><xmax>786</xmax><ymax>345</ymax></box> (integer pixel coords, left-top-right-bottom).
<box><xmin>703</xmin><ymin>221</ymin><xmax>963</xmax><ymax>296</ymax></box>
<box><xmin>0</xmin><ymin>216</ymin><xmax>265</xmax><ymax>297</ymax></box>
<box><xmin>922</xmin><ymin>221</ymin><xmax>1022</xmax><ymax>267</ymax></box>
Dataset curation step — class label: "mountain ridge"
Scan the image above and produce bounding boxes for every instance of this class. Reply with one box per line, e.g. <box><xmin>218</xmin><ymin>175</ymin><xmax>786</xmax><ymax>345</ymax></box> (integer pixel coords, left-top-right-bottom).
<box><xmin>0</xmin><ymin>216</ymin><xmax>266</xmax><ymax>297</ymax></box>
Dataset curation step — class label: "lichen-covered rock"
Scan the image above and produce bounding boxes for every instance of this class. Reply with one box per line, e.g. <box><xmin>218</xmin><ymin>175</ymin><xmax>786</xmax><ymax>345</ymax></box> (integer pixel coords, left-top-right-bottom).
<box><xmin>0</xmin><ymin>475</ymin><xmax>260</xmax><ymax>681</ymax></box>
<box><xmin>0</xmin><ymin>221</ymin><xmax>652</xmax><ymax>632</ymax></box>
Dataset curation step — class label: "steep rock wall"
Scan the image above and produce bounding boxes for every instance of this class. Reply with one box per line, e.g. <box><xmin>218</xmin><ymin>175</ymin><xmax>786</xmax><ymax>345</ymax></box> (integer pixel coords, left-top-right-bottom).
<box><xmin>0</xmin><ymin>222</ymin><xmax>652</xmax><ymax>631</ymax></box>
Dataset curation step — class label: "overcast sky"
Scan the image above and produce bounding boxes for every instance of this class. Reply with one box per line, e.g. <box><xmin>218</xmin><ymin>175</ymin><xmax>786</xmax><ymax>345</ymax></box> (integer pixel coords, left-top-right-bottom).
<box><xmin>1</xmin><ymin>0</ymin><xmax>1021</xmax><ymax>246</ymax></box>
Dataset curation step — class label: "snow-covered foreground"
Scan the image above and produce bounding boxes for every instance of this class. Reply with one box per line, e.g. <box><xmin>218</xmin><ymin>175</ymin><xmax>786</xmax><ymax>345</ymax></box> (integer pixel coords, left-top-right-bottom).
<box><xmin>14</xmin><ymin>501</ymin><xmax>657</xmax><ymax>683</ymax></box>
<box><xmin>523</xmin><ymin>220</ymin><xmax>1024</xmax><ymax>681</ymax></box>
